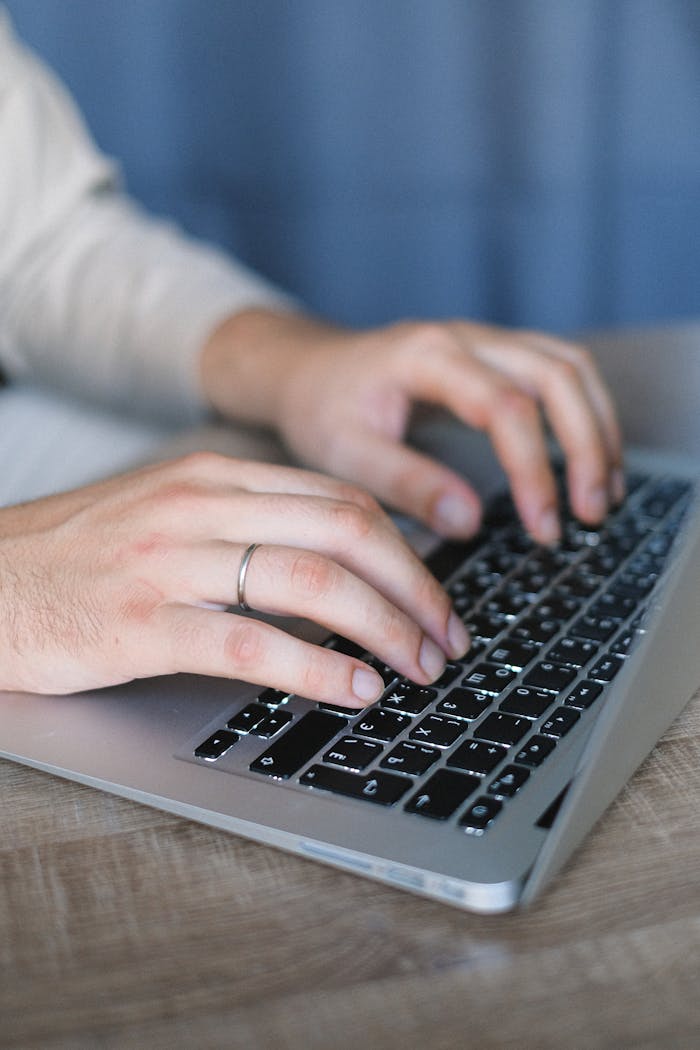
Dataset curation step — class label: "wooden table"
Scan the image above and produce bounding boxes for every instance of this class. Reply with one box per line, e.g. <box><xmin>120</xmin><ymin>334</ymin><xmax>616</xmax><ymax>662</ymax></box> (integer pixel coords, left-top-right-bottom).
<box><xmin>3</xmin><ymin>322</ymin><xmax>700</xmax><ymax>1049</ymax></box>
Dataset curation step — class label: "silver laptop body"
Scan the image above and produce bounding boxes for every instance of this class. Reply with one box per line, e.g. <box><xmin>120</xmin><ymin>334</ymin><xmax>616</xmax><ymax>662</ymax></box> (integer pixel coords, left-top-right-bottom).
<box><xmin>0</xmin><ymin>378</ymin><xmax>698</xmax><ymax>913</ymax></box>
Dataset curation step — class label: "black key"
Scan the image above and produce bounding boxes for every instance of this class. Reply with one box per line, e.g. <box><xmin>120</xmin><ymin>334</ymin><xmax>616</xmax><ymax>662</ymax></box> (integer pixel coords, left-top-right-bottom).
<box><xmin>474</xmin><ymin>712</ymin><xmax>530</xmax><ymax>747</ymax></box>
<box><xmin>256</xmin><ymin>687</ymin><xmax>290</xmax><ymax>707</ymax></box>
<box><xmin>447</xmin><ymin>739</ymin><xmax>507</xmax><ymax>776</ymax></box>
<box><xmin>250</xmin><ymin>710</ymin><xmax>347</xmax><ymax>779</ymax></box>
<box><xmin>546</xmin><ymin>636</ymin><xmax>598</xmax><ymax>668</ymax></box>
<box><xmin>534</xmin><ymin>595</ymin><xmax>582</xmax><ymax>621</ymax></box>
<box><xmin>564</xmin><ymin>680</ymin><xmax>604</xmax><ymax>709</ymax></box>
<box><xmin>464</xmin><ymin>613</ymin><xmax>508</xmax><ymax>640</ymax></box>
<box><xmin>437</xmin><ymin>687</ymin><xmax>492</xmax><ymax>721</ymax></box>
<box><xmin>487</xmin><ymin>638</ymin><xmax>540</xmax><ymax>670</ymax></box>
<box><xmin>488</xmin><ymin>764</ymin><xmax>530</xmax><ymax>798</ymax></box>
<box><xmin>462</xmin><ymin>662</ymin><xmax>518</xmax><ymax>695</ymax></box>
<box><xmin>570</xmin><ymin>614</ymin><xmax>619</xmax><ymax>642</ymax></box>
<box><xmin>513</xmin><ymin>735</ymin><xmax>556</xmax><ymax>767</ymax></box>
<box><xmin>323</xmin><ymin>736</ymin><xmax>383</xmax><ymax>771</ymax></box>
<box><xmin>318</xmin><ymin>702</ymin><xmax>356</xmax><ymax>715</ymax></box>
<box><xmin>300</xmin><ymin>765</ymin><xmax>409</xmax><ymax>806</ymax></box>
<box><xmin>426</xmin><ymin>539</ymin><xmax>480</xmax><ymax>582</ymax></box>
<box><xmin>354</xmin><ymin>708</ymin><xmax>411</xmax><ymax>742</ymax></box>
<box><xmin>541</xmin><ymin>707</ymin><xmax>580</xmax><ymax>738</ymax></box>
<box><xmin>405</xmin><ymin>769</ymin><xmax>480</xmax><ymax>820</ymax></box>
<box><xmin>459</xmin><ymin>796</ymin><xmax>503</xmax><ymax>834</ymax></box>
<box><xmin>325</xmin><ymin>635</ymin><xmax>367</xmax><ymax>660</ymax></box>
<box><xmin>589</xmin><ymin>593</ymin><xmax>637</xmax><ymax>620</ymax></box>
<box><xmin>482</xmin><ymin>589</ymin><xmax>532</xmax><ymax>619</ymax></box>
<box><xmin>499</xmin><ymin>686</ymin><xmax>553</xmax><ymax>719</ymax></box>
<box><xmin>589</xmin><ymin>654</ymin><xmax>625</xmax><ymax>682</ymax></box>
<box><xmin>610</xmin><ymin>574</ymin><xmax>655</xmax><ymax>600</ymax></box>
<box><xmin>409</xmin><ymin>714</ymin><xmax>466</xmax><ymax>748</ymax></box>
<box><xmin>554</xmin><ymin>571</ymin><xmax>601</xmax><ymax>599</ymax></box>
<box><xmin>523</xmin><ymin>661</ymin><xmax>577</xmax><ymax>693</ymax></box>
<box><xmin>366</xmin><ymin>658</ymin><xmax>399</xmax><ymax>687</ymax></box>
<box><xmin>511</xmin><ymin>615</ymin><xmax>561</xmax><ymax>644</ymax></box>
<box><xmin>249</xmin><ymin>710</ymin><xmax>294</xmax><ymax>738</ymax></box>
<box><xmin>381</xmin><ymin>682</ymin><xmax>437</xmax><ymax>715</ymax></box>
<box><xmin>194</xmin><ymin>729</ymin><xmax>238</xmax><ymax>760</ymax></box>
<box><xmin>610</xmin><ymin>627</ymin><xmax>636</xmax><ymax>656</ymax></box>
<box><xmin>380</xmin><ymin>741</ymin><xmax>440</xmax><ymax>776</ymax></box>
<box><xmin>227</xmin><ymin>703</ymin><xmax>268</xmax><ymax>733</ymax></box>
<box><xmin>433</xmin><ymin>663</ymin><xmax>462</xmax><ymax>690</ymax></box>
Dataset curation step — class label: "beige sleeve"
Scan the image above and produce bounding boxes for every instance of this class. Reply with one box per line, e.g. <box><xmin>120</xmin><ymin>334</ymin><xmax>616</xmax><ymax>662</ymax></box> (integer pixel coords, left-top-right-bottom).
<box><xmin>0</xmin><ymin>9</ymin><xmax>296</xmax><ymax>422</ymax></box>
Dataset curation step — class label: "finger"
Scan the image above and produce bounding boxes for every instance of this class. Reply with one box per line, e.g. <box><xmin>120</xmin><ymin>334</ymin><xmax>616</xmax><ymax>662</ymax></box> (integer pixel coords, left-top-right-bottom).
<box><xmin>316</xmin><ymin>426</ymin><xmax>483</xmax><ymax>539</ymax></box>
<box><xmin>150</xmin><ymin>488</ymin><xmax>470</xmax><ymax>659</ymax></box>
<box><xmin>470</xmin><ymin>339</ymin><xmax>614</xmax><ymax>522</ymax></box>
<box><xmin>159</xmin><ymin>541</ymin><xmax>467</xmax><ymax>681</ymax></box>
<box><xmin>153</xmin><ymin>603</ymin><xmax>385</xmax><ymax>709</ymax></box>
<box><xmin>404</xmin><ymin>350</ymin><xmax>561</xmax><ymax>542</ymax></box>
<box><xmin>521</xmin><ymin>334</ymin><xmax>626</xmax><ymax>504</ymax></box>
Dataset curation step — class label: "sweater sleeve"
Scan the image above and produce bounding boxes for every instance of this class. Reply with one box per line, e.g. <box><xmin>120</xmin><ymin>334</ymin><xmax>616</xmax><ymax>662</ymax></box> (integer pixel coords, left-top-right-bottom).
<box><xmin>0</xmin><ymin>9</ymin><xmax>297</xmax><ymax>422</ymax></box>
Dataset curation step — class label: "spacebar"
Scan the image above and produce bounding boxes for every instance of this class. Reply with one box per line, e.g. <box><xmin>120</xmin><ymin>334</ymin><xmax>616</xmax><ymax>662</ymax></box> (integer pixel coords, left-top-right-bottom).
<box><xmin>249</xmin><ymin>710</ymin><xmax>347</xmax><ymax>779</ymax></box>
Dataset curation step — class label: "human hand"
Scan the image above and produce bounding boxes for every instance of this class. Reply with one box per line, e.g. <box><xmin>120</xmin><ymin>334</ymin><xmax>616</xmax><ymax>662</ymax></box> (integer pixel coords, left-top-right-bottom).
<box><xmin>201</xmin><ymin>311</ymin><xmax>623</xmax><ymax>545</ymax></box>
<box><xmin>0</xmin><ymin>453</ymin><xmax>468</xmax><ymax>702</ymax></box>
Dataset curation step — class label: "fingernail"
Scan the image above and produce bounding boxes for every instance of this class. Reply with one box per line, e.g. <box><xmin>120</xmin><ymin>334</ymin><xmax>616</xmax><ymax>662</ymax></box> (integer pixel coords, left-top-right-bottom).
<box><xmin>352</xmin><ymin>667</ymin><xmax>384</xmax><ymax>704</ymax></box>
<box><xmin>538</xmin><ymin>507</ymin><xmax>560</xmax><ymax>545</ymax></box>
<box><xmin>419</xmin><ymin>635</ymin><xmax>446</xmax><ymax>681</ymax></box>
<box><xmin>587</xmin><ymin>486</ymin><xmax>608</xmax><ymax>521</ymax></box>
<box><xmin>434</xmin><ymin>493</ymin><xmax>476</xmax><ymax>535</ymax></box>
<box><xmin>611</xmin><ymin>468</ymin><xmax>626</xmax><ymax>506</ymax></box>
<box><xmin>447</xmin><ymin>612</ymin><xmax>470</xmax><ymax>658</ymax></box>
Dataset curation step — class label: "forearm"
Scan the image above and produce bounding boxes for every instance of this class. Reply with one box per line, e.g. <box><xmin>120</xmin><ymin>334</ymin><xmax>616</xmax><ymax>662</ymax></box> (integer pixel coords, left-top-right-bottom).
<box><xmin>199</xmin><ymin>307</ymin><xmax>346</xmax><ymax>427</ymax></box>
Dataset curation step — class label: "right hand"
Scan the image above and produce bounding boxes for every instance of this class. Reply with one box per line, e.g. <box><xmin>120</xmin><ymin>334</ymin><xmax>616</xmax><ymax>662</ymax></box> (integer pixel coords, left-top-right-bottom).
<box><xmin>0</xmin><ymin>453</ymin><xmax>469</xmax><ymax>704</ymax></box>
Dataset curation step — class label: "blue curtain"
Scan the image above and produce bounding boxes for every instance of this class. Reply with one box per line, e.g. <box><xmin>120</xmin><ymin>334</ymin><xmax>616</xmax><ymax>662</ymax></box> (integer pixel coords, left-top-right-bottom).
<box><xmin>6</xmin><ymin>0</ymin><xmax>700</xmax><ymax>333</ymax></box>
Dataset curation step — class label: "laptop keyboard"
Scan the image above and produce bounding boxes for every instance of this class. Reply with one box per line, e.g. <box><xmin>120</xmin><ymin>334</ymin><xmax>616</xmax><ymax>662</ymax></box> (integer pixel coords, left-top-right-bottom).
<box><xmin>192</xmin><ymin>470</ymin><xmax>693</xmax><ymax>836</ymax></box>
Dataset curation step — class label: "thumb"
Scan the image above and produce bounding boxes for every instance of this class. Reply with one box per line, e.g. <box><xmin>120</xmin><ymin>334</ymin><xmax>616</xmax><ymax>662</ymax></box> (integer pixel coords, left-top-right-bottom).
<box><xmin>333</xmin><ymin>429</ymin><xmax>483</xmax><ymax>538</ymax></box>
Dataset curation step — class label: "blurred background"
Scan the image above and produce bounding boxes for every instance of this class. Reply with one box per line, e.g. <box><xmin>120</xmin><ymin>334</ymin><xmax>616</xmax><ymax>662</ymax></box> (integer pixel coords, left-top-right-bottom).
<box><xmin>6</xmin><ymin>0</ymin><xmax>699</xmax><ymax>335</ymax></box>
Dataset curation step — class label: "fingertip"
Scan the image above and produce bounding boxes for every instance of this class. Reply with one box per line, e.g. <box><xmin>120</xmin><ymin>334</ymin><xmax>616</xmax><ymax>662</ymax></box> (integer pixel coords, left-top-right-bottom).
<box><xmin>432</xmin><ymin>491</ymin><xmax>481</xmax><ymax>537</ymax></box>
<box><xmin>351</xmin><ymin>666</ymin><xmax>384</xmax><ymax>705</ymax></box>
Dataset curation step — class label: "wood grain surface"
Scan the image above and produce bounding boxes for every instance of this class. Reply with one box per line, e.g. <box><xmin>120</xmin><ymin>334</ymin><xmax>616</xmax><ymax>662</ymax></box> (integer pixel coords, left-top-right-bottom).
<box><xmin>2</xmin><ymin>688</ymin><xmax>700</xmax><ymax>1050</ymax></box>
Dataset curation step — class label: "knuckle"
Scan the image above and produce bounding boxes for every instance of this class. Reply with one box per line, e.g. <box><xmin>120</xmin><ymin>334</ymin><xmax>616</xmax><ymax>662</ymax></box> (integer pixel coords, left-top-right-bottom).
<box><xmin>491</xmin><ymin>384</ymin><xmax>536</xmax><ymax>421</ymax></box>
<box><xmin>117</xmin><ymin>582</ymin><xmax>164</xmax><ymax>627</ymax></box>
<box><xmin>551</xmin><ymin>357</ymin><xmax>581</xmax><ymax>388</ymax></box>
<box><xmin>399</xmin><ymin>322</ymin><xmax>457</xmax><ymax>363</ymax></box>
<box><xmin>289</xmin><ymin>552</ymin><xmax>339</xmax><ymax>601</ymax></box>
<box><xmin>334</xmin><ymin>482</ymin><xmax>381</xmax><ymax>516</ymax></box>
<box><xmin>330</xmin><ymin>500</ymin><xmax>376</xmax><ymax>542</ymax></box>
<box><xmin>170</xmin><ymin>450</ymin><xmax>229</xmax><ymax>477</ymax></box>
<box><xmin>223</xmin><ymin>620</ymin><xmax>266</xmax><ymax>671</ymax></box>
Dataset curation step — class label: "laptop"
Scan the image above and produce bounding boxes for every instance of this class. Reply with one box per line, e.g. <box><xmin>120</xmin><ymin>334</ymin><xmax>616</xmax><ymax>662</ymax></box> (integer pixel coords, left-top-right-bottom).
<box><xmin>1</xmin><ymin>358</ymin><xmax>699</xmax><ymax>914</ymax></box>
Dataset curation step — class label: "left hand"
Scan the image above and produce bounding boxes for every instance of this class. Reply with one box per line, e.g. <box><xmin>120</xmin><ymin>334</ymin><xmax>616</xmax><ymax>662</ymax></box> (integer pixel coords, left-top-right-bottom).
<box><xmin>200</xmin><ymin>311</ymin><xmax>624</xmax><ymax>545</ymax></box>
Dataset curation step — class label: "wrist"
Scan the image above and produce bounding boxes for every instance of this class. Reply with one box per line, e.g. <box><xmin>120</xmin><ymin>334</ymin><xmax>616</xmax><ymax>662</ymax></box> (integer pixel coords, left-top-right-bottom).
<box><xmin>198</xmin><ymin>307</ymin><xmax>344</xmax><ymax>428</ymax></box>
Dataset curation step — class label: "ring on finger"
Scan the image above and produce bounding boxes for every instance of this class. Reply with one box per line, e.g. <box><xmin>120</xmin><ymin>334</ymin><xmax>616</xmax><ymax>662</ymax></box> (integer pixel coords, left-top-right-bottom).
<box><xmin>237</xmin><ymin>543</ymin><xmax>261</xmax><ymax>612</ymax></box>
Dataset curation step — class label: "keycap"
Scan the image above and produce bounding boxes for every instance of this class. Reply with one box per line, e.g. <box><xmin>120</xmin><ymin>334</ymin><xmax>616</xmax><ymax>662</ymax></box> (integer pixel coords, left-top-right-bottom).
<box><xmin>487</xmin><ymin>638</ymin><xmax>540</xmax><ymax>670</ymax></box>
<box><xmin>436</xmin><ymin>687</ymin><xmax>492</xmax><ymax>721</ymax></box>
<box><xmin>570</xmin><ymin>614</ymin><xmax>621</xmax><ymax>642</ymax></box>
<box><xmin>589</xmin><ymin>654</ymin><xmax>625</xmax><ymax>682</ymax></box>
<box><xmin>300</xmin><ymin>766</ymin><xmax>409</xmax><ymax>806</ymax></box>
<box><xmin>473</xmin><ymin>712</ymin><xmax>531</xmax><ymax>747</ymax></box>
<box><xmin>540</xmin><ymin>707</ymin><xmax>580</xmax><ymax>738</ymax></box>
<box><xmin>563</xmin><ymin>680</ymin><xmax>603</xmax><ymax>709</ymax></box>
<box><xmin>194</xmin><ymin>729</ymin><xmax>238</xmax><ymax>760</ymax></box>
<box><xmin>499</xmin><ymin>686</ymin><xmax>553</xmax><ymax>719</ymax></box>
<box><xmin>462</xmin><ymin>662</ymin><xmax>518</xmax><ymax>694</ymax></box>
<box><xmin>459</xmin><ymin>796</ymin><xmax>503</xmax><ymax>834</ymax></box>
<box><xmin>325</xmin><ymin>635</ymin><xmax>367</xmax><ymax>660</ymax></box>
<box><xmin>447</xmin><ymin>740</ymin><xmax>506</xmax><ymax>776</ymax></box>
<box><xmin>511</xmin><ymin>616</ymin><xmax>560</xmax><ymax>644</ymax></box>
<box><xmin>249</xmin><ymin>710</ymin><xmax>294</xmax><ymax>737</ymax></box>
<box><xmin>513</xmin><ymin>735</ymin><xmax>556</xmax><ymax>767</ymax></box>
<box><xmin>433</xmin><ymin>663</ymin><xmax>462</xmax><ymax>690</ymax></box>
<box><xmin>523</xmin><ymin>661</ymin><xmax>577</xmax><ymax>693</ymax></box>
<box><xmin>250</xmin><ymin>711</ymin><xmax>347</xmax><ymax>779</ymax></box>
<box><xmin>409</xmin><ymin>714</ymin><xmax>466</xmax><ymax>748</ymax></box>
<box><xmin>405</xmin><ymin>769</ymin><xmax>480</xmax><ymax>820</ymax></box>
<box><xmin>323</xmin><ymin>736</ymin><xmax>383</xmax><ymax>770</ymax></box>
<box><xmin>354</xmin><ymin>708</ymin><xmax>411</xmax><ymax>742</ymax></box>
<box><xmin>255</xmin><ymin>687</ymin><xmax>291</xmax><ymax>707</ymax></box>
<box><xmin>380</xmin><ymin>741</ymin><xmax>440</xmax><ymax>776</ymax></box>
<box><xmin>488</xmin><ymin>764</ymin><xmax>530</xmax><ymax>798</ymax></box>
<box><xmin>546</xmin><ymin>636</ymin><xmax>598</xmax><ymax>667</ymax></box>
<box><xmin>227</xmin><ymin>703</ymin><xmax>268</xmax><ymax>733</ymax></box>
<box><xmin>381</xmin><ymin>682</ymin><xmax>437</xmax><ymax>714</ymax></box>
<box><xmin>463</xmin><ymin>613</ymin><xmax>508</xmax><ymax>641</ymax></box>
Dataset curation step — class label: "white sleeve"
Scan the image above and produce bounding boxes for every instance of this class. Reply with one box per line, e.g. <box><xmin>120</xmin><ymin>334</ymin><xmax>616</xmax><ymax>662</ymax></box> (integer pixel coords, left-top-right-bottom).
<box><xmin>0</xmin><ymin>9</ymin><xmax>297</xmax><ymax>421</ymax></box>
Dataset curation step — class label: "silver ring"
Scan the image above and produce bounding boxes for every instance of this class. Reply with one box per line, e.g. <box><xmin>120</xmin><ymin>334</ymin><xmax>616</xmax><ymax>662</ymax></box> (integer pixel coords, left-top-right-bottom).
<box><xmin>237</xmin><ymin>543</ymin><xmax>261</xmax><ymax>612</ymax></box>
